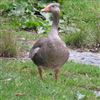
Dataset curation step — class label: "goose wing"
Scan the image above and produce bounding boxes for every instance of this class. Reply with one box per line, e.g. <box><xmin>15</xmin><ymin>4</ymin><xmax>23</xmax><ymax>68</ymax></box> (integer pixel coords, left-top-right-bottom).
<box><xmin>29</xmin><ymin>38</ymin><xmax>47</xmax><ymax>59</ymax></box>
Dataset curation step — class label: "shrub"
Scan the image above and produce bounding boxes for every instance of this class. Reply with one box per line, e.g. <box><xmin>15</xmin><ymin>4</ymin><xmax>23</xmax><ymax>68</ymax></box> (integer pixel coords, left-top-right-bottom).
<box><xmin>61</xmin><ymin>0</ymin><xmax>100</xmax><ymax>48</ymax></box>
<box><xmin>62</xmin><ymin>32</ymin><xmax>86</xmax><ymax>48</ymax></box>
<box><xmin>0</xmin><ymin>30</ymin><xmax>17</xmax><ymax>57</ymax></box>
<box><xmin>4</xmin><ymin>0</ymin><xmax>50</xmax><ymax>34</ymax></box>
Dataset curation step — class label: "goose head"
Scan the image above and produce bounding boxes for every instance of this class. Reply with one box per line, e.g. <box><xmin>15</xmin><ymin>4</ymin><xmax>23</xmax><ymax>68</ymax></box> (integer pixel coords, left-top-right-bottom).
<box><xmin>41</xmin><ymin>3</ymin><xmax>60</xmax><ymax>14</ymax></box>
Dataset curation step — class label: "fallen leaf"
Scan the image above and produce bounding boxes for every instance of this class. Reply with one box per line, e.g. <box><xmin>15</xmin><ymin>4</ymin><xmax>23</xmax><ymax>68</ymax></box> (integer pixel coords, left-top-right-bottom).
<box><xmin>15</xmin><ymin>93</ymin><xmax>25</xmax><ymax>96</ymax></box>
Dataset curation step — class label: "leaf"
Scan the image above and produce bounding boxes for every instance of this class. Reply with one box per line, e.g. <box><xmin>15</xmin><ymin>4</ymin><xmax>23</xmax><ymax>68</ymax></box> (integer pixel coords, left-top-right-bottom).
<box><xmin>15</xmin><ymin>93</ymin><xmax>25</xmax><ymax>96</ymax></box>
<box><xmin>37</xmin><ymin>27</ymin><xmax>45</xmax><ymax>34</ymax></box>
<box><xmin>76</xmin><ymin>91</ymin><xmax>86</xmax><ymax>100</ymax></box>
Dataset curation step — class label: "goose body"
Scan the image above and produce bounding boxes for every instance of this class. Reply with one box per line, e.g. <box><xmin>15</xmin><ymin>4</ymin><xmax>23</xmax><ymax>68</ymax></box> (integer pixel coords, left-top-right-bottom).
<box><xmin>29</xmin><ymin>3</ymin><xmax>69</xmax><ymax>80</ymax></box>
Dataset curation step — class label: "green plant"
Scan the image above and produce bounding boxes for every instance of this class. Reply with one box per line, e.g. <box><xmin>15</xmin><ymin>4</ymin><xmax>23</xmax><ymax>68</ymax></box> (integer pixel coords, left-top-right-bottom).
<box><xmin>0</xmin><ymin>30</ymin><xmax>17</xmax><ymax>57</ymax></box>
<box><xmin>5</xmin><ymin>1</ymin><xmax>50</xmax><ymax>34</ymax></box>
<box><xmin>61</xmin><ymin>0</ymin><xmax>100</xmax><ymax>48</ymax></box>
<box><xmin>63</xmin><ymin>32</ymin><xmax>86</xmax><ymax>48</ymax></box>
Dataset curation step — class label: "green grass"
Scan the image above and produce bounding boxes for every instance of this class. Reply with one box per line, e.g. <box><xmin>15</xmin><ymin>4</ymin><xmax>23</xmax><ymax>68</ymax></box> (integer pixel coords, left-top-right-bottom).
<box><xmin>0</xmin><ymin>16</ymin><xmax>46</xmax><ymax>41</ymax></box>
<box><xmin>0</xmin><ymin>16</ymin><xmax>47</xmax><ymax>57</ymax></box>
<box><xmin>0</xmin><ymin>59</ymin><xmax>100</xmax><ymax>100</ymax></box>
<box><xmin>62</xmin><ymin>0</ymin><xmax>100</xmax><ymax>47</ymax></box>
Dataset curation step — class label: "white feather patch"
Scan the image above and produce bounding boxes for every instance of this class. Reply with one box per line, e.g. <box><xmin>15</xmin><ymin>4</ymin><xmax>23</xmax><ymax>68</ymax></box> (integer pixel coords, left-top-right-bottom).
<box><xmin>29</xmin><ymin>47</ymin><xmax>40</xmax><ymax>58</ymax></box>
<box><xmin>33</xmin><ymin>47</ymin><xmax>40</xmax><ymax>54</ymax></box>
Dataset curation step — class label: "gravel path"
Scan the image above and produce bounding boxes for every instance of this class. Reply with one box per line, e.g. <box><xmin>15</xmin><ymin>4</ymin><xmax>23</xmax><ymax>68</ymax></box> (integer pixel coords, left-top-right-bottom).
<box><xmin>69</xmin><ymin>50</ymin><xmax>100</xmax><ymax>67</ymax></box>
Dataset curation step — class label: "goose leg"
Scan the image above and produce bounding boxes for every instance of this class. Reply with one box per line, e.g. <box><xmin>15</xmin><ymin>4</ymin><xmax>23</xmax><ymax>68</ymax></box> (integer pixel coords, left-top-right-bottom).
<box><xmin>38</xmin><ymin>67</ymin><xmax>43</xmax><ymax>80</ymax></box>
<box><xmin>54</xmin><ymin>68</ymin><xmax>60</xmax><ymax>81</ymax></box>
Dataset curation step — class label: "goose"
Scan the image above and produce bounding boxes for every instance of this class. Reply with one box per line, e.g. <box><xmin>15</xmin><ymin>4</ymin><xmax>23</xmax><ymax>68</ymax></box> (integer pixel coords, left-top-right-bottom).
<box><xmin>29</xmin><ymin>3</ymin><xmax>69</xmax><ymax>80</ymax></box>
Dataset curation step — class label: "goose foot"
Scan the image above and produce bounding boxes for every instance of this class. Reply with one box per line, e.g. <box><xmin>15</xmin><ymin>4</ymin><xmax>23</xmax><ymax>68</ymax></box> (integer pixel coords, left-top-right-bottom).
<box><xmin>54</xmin><ymin>68</ymin><xmax>60</xmax><ymax>81</ymax></box>
<box><xmin>38</xmin><ymin>67</ymin><xmax>43</xmax><ymax>80</ymax></box>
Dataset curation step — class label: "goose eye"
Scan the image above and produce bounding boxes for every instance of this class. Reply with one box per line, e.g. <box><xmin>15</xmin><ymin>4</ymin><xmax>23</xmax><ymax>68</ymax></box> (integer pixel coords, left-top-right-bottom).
<box><xmin>52</xmin><ymin>5</ymin><xmax>55</xmax><ymax>8</ymax></box>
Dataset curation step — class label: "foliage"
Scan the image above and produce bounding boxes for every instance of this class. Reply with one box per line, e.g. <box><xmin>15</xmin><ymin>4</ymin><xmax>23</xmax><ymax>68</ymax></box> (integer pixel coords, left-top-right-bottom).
<box><xmin>62</xmin><ymin>32</ymin><xmax>86</xmax><ymax>48</ymax></box>
<box><xmin>61</xmin><ymin>0</ymin><xmax>100</xmax><ymax>48</ymax></box>
<box><xmin>0</xmin><ymin>30</ymin><xmax>17</xmax><ymax>57</ymax></box>
<box><xmin>0</xmin><ymin>0</ymin><xmax>50</xmax><ymax>34</ymax></box>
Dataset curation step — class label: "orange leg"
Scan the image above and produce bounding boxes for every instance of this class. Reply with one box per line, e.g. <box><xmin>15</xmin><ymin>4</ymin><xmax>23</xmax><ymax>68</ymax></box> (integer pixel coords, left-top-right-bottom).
<box><xmin>54</xmin><ymin>68</ymin><xmax>60</xmax><ymax>81</ymax></box>
<box><xmin>38</xmin><ymin>67</ymin><xmax>43</xmax><ymax>80</ymax></box>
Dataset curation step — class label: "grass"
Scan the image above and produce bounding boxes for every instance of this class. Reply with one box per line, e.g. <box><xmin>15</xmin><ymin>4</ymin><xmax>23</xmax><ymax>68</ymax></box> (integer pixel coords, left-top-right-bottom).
<box><xmin>0</xmin><ymin>16</ymin><xmax>47</xmax><ymax>57</ymax></box>
<box><xmin>0</xmin><ymin>59</ymin><xmax>100</xmax><ymax>100</ymax></box>
<box><xmin>0</xmin><ymin>30</ymin><xmax>17</xmax><ymax>57</ymax></box>
<box><xmin>62</xmin><ymin>0</ymin><xmax>100</xmax><ymax>47</ymax></box>
<box><xmin>0</xmin><ymin>16</ymin><xmax>45</xmax><ymax>40</ymax></box>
